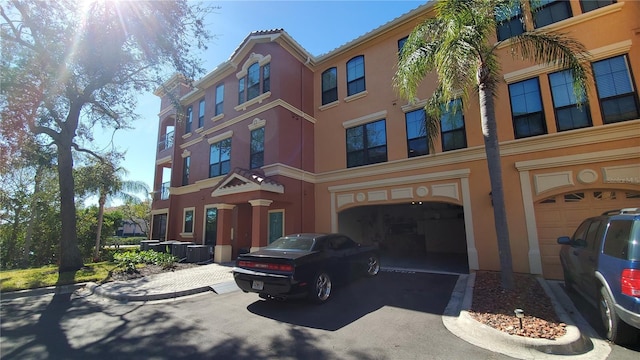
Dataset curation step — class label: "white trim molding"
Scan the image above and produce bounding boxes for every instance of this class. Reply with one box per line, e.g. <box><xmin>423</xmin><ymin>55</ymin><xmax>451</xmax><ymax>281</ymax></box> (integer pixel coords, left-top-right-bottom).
<box><xmin>342</xmin><ymin>110</ymin><xmax>387</xmax><ymax>129</ymax></box>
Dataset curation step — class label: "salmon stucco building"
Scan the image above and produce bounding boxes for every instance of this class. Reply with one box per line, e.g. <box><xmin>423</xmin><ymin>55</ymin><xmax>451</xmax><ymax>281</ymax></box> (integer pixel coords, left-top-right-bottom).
<box><xmin>150</xmin><ymin>1</ymin><xmax>640</xmax><ymax>279</ymax></box>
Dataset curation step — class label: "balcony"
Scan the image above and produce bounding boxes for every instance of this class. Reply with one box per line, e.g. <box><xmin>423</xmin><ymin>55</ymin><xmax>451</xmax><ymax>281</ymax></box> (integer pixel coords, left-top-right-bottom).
<box><xmin>154</xmin><ymin>181</ymin><xmax>170</xmax><ymax>201</ymax></box>
<box><xmin>158</xmin><ymin>131</ymin><xmax>174</xmax><ymax>152</ymax></box>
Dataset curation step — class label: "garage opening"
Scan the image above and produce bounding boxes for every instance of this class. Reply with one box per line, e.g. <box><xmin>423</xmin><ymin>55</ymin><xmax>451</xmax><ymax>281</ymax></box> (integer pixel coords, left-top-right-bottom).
<box><xmin>338</xmin><ymin>202</ymin><xmax>468</xmax><ymax>274</ymax></box>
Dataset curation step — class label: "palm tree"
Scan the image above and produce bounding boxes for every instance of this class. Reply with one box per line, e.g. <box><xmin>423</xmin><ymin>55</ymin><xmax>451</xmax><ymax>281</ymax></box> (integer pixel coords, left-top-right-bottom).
<box><xmin>394</xmin><ymin>0</ymin><xmax>590</xmax><ymax>290</ymax></box>
<box><xmin>77</xmin><ymin>156</ymin><xmax>150</xmax><ymax>260</ymax></box>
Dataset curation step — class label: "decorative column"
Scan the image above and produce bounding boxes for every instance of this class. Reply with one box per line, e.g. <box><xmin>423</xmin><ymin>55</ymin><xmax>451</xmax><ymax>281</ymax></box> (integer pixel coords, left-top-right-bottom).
<box><xmin>214</xmin><ymin>204</ymin><xmax>235</xmax><ymax>263</ymax></box>
<box><xmin>249</xmin><ymin>199</ymin><xmax>273</xmax><ymax>252</ymax></box>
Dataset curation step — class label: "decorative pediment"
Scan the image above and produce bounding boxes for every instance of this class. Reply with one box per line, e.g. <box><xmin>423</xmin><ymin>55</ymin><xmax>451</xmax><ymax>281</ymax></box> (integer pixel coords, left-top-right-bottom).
<box><xmin>211</xmin><ymin>168</ymin><xmax>284</xmax><ymax>197</ymax></box>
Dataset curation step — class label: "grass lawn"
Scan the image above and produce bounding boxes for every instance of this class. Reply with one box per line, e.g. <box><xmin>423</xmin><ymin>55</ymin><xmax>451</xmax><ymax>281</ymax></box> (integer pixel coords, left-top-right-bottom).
<box><xmin>0</xmin><ymin>262</ymin><xmax>117</xmax><ymax>292</ymax></box>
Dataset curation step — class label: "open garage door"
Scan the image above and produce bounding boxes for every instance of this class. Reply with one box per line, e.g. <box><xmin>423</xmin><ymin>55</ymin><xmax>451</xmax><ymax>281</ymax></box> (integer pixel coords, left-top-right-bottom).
<box><xmin>535</xmin><ymin>189</ymin><xmax>640</xmax><ymax>279</ymax></box>
<box><xmin>338</xmin><ymin>202</ymin><xmax>468</xmax><ymax>274</ymax></box>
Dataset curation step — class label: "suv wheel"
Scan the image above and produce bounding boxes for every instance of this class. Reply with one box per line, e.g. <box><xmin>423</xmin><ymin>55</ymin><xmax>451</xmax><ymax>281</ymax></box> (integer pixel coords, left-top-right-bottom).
<box><xmin>562</xmin><ymin>266</ymin><xmax>575</xmax><ymax>293</ymax></box>
<box><xmin>599</xmin><ymin>287</ymin><xmax>636</xmax><ymax>344</ymax></box>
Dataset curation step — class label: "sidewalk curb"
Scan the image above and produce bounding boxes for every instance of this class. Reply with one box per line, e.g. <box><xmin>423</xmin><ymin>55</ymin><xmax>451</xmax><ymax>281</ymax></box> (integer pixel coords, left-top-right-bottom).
<box><xmin>442</xmin><ymin>273</ymin><xmax>611</xmax><ymax>359</ymax></box>
<box><xmin>84</xmin><ymin>282</ymin><xmax>213</xmax><ymax>302</ymax></box>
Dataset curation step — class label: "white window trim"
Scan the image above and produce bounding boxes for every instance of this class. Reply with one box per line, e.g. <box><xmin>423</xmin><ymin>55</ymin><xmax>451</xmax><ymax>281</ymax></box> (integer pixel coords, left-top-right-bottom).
<box><xmin>248</xmin><ymin>117</ymin><xmax>266</xmax><ymax>131</ymax></box>
<box><xmin>207</xmin><ymin>130</ymin><xmax>234</xmax><ymax>145</ymax></box>
<box><xmin>236</xmin><ymin>53</ymin><xmax>272</xmax><ymax>79</ymax></box>
<box><xmin>342</xmin><ymin>110</ymin><xmax>387</xmax><ymax>129</ymax></box>
<box><xmin>181</xmin><ymin>207</ymin><xmax>196</xmax><ymax>237</ymax></box>
<box><xmin>344</xmin><ymin>90</ymin><xmax>368</xmax><ymax>103</ymax></box>
<box><xmin>234</xmin><ymin>91</ymin><xmax>272</xmax><ymax>112</ymax></box>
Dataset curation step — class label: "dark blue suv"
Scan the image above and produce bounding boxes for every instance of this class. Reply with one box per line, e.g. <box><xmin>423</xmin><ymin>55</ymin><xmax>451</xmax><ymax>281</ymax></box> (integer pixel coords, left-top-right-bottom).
<box><xmin>557</xmin><ymin>208</ymin><xmax>640</xmax><ymax>344</ymax></box>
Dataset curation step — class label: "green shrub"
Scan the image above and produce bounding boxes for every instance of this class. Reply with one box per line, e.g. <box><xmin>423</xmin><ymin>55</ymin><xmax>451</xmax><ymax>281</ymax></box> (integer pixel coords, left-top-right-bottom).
<box><xmin>113</xmin><ymin>251</ymin><xmax>142</xmax><ymax>273</ymax></box>
<box><xmin>139</xmin><ymin>251</ymin><xmax>177</xmax><ymax>269</ymax></box>
<box><xmin>114</xmin><ymin>250</ymin><xmax>177</xmax><ymax>273</ymax></box>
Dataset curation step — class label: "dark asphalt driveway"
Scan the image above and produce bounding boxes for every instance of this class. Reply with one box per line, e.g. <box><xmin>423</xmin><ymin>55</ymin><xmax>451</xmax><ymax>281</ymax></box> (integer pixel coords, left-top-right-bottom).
<box><xmin>246</xmin><ymin>270</ymin><xmax>459</xmax><ymax>331</ymax></box>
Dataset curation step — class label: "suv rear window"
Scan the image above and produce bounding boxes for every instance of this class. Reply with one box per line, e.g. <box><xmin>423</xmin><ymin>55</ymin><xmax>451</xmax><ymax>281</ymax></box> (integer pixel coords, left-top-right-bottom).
<box><xmin>603</xmin><ymin>220</ymin><xmax>634</xmax><ymax>260</ymax></box>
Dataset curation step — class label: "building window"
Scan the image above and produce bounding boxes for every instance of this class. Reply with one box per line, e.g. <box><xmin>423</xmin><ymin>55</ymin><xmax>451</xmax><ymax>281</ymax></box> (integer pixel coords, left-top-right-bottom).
<box><xmin>346</xmin><ymin>55</ymin><xmax>365</xmax><ymax>96</ymax></box>
<box><xmin>592</xmin><ymin>55</ymin><xmax>639</xmax><ymax>124</ymax></box>
<box><xmin>238</xmin><ymin>77</ymin><xmax>245</xmax><ymax>105</ymax></box>
<box><xmin>238</xmin><ymin>62</ymin><xmax>270</xmax><ymax>105</ymax></box>
<box><xmin>346</xmin><ymin>119</ymin><xmax>387</xmax><ymax>168</ymax></box>
<box><xmin>247</xmin><ymin>62</ymin><xmax>260</xmax><ymax>101</ymax></box>
<box><xmin>209</xmin><ymin>138</ymin><xmax>231</xmax><ymax>177</ymax></box>
<box><xmin>405</xmin><ymin>109</ymin><xmax>428</xmax><ymax>158</ymax></box>
<box><xmin>509</xmin><ymin>77</ymin><xmax>547</xmax><ymax>139</ymax></box>
<box><xmin>321</xmin><ymin>67</ymin><xmax>338</xmax><ymax>105</ymax></box>
<box><xmin>549</xmin><ymin>69</ymin><xmax>591</xmax><ymax>131</ymax></box>
<box><xmin>441</xmin><ymin>98</ymin><xmax>467</xmax><ymax>151</ymax></box>
<box><xmin>183</xmin><ymin>208</ymin><xmax>194</xmax><ymax>234</ymax></box>
<box><xmin>398</xmin><ymin>36</ymin><xmax>408</xmax><ymax>57</ymax></box>
<box><xmin>580</xmin><ymin>0</ymin><xmax>615</xmax><ymax>13</ymax></box>
<box><xmin>182</xmin><ymin>156</ymin><xmax>190</xmax><ymax>186</ymax></box>
<box><xmin>495</xmin><ymin>3</ymin><xmax>524</xmax><ymax>41</ymax></box>
<box><xmin>198</xmin><ymin>99</ymin><xmax>205</xmax><ymax>128</ymax></box>
<box><xmin>533</xmin><ymin>0</ymin><xmax>572</xmax><ymax>28</ymax></box>
<box><xmin>215</xmin><ymin>84</ymin><xmax>224</xmax><ymax>116</ymax></box>
<box><xmin>250</xmin><ymin>127</ymin><xmax>265</xmax><ymax>169</ymax></box>
<box><xmin>262</xmin><ymin>63</ymin><xmax>270</xmax><ymax>93</ymax></box>
<box><xmin>185</xmin><ymin>106</ymin><xmax>193</xmax><ymax>133</ymax></box>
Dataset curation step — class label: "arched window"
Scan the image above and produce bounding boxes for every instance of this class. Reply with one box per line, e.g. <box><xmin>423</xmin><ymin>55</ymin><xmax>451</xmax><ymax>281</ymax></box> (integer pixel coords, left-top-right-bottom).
<box><xmin>346</xmin><ymin>55</ymin><xmax>365</xmax><ymax>96</ymax></box>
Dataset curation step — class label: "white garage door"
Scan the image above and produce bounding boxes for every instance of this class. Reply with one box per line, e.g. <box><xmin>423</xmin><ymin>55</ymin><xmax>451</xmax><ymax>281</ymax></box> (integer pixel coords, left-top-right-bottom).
<box><xmin>535</xmin><ymin>189</ymin><xmax>640</xmax><ymax>279</ymax></box>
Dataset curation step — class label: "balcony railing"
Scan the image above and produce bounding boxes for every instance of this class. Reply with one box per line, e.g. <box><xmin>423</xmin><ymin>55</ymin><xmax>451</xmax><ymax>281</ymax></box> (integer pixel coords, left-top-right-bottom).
<box><xmin>158</xmin><ymin>131</ymin><xmax>174</xmax><ymax>152</ymax></box>
<box><xmin>160</xmin><ymin>182</ymin><xmax>170</xmax><ymax>200</ymax></box>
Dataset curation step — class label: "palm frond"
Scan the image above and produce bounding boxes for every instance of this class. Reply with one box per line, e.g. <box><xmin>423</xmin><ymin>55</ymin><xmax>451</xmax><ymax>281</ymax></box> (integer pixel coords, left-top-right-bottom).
<box><xmin>511</xmin><ymin>30</ymin><xmax>591</xmax><ymax>104</ymax></box>
<box><xmin>394</xmin><ymin>19</ymin><xmax>443</xmax><ymax>101</ymax></box>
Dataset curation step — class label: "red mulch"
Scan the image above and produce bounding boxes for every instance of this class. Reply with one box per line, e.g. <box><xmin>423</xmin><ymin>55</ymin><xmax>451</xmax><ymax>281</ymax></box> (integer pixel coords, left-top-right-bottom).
<box><xmin>468</xmin><ymin>271</ymin><xmax>567</xmax><ymax>340</ymax></box>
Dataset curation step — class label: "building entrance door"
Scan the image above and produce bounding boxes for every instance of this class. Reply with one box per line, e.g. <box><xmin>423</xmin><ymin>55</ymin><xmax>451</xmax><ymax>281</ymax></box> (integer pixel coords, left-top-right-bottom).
<box><xmin>205</xmin><ymin>208</ymin><xmax>218</xmax><ymax>247</ymax></box>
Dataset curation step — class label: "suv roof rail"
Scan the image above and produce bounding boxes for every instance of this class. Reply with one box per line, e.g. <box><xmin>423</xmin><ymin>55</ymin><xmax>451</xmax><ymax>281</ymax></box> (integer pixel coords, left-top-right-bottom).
<box><xmin>601</xmin><ymin>208</ymin><xmax>640</xmax><ymax>216</ymax></box>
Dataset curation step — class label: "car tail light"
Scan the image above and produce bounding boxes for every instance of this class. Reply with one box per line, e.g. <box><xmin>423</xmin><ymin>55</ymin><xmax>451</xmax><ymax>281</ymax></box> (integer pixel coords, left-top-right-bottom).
<box><xmin>238</xmin><ymin>260</ymin><xmax>293</xmax><ymax>272</ymax></box>
<box><xmin>621</xmin><ymin>269</ymin><xmax>640</xmax><ymax>297</ymax></box>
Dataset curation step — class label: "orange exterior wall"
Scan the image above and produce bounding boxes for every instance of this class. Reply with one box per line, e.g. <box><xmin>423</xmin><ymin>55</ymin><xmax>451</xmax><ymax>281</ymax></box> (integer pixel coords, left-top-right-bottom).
<box><xmin>311</xmin><ymin>1</ymin><xmax>640</xmax><ymax>277</ymax></box>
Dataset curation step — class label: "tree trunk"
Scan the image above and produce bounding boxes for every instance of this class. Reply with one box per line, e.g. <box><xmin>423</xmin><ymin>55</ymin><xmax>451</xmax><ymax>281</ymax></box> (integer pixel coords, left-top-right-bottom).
<box><xmin>94</xmin><ymin>194</ymin><xmax>106</xmax><ymax>260</ymax></box>
<box><xmin>57</xmin><ymin>123</ymin><xmax>83</xmax><ymax>272</ymax></box>
<box><xmin>478</xmin><ymin>75</ymin><xmax>514</xmax><ymax>290</ymax></box>
<box><xmin>22</xmin><ymin>166</ymin><xmax>42</xmax><ymax>268</ymax></box>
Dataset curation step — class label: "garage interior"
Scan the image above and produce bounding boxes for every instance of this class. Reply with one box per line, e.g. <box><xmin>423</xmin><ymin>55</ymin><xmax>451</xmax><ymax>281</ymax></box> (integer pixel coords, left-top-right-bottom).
<box><xmin>338</xmin><ymin>202</ymin><xmax>469</xmax><ymax>274</ymax></box>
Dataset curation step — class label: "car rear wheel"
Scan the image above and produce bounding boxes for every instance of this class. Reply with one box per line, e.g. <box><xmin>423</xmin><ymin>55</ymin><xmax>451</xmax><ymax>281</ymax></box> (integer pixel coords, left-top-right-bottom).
<box><xmin>366</xmin><ymin>255</ymin><xmax>380</xmax><ymax>277</ymax></box>
<box><xmin>310</xmin><ymin>272</ymin><xmax>332</xmax><ymax>304</ymax></box>
<box><xmin>599</xmin><ymin>287</ymin><xmax>636</xmax><ymax>344</ymax></box>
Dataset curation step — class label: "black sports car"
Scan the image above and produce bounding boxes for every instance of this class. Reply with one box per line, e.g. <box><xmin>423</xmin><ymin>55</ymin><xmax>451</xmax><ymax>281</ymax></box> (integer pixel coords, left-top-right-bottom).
<box><xmin>233</xmin><ymin>233</ymin><xmax>380</xmax><ymax>303</ymax></box>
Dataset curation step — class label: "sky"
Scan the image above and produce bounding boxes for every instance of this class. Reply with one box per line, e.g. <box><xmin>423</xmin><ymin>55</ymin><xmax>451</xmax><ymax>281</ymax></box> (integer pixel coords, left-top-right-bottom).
<box><xmin>95</xmin><ymin>0</ymin><xmax>426</xmax><ymax>198</ymax></box>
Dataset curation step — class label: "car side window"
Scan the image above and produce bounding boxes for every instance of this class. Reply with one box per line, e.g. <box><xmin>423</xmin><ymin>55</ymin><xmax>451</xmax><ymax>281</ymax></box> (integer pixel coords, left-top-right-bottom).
<box><xmin>584</xmin><ymin>220</ymin><xmax>604</xmax><ymax>251</ymax></box>
<box><xmin>328</xmin><ymin>236</ymin><xmax>356</xmax><ymax>250</ymax></box>
<box><xmin>338</xmin><ymin>236</ymin><xmax>357</xmax><ymax>250</ymax></box>
<box><xmin>603</xmin><ymin>220</ymin><xmax>633</xmax><ymax>260</ymax></box>
<box><xmin>571</xmin><ymin>220</ymin><xmax>591</xmax><ymax>247</ymax></box>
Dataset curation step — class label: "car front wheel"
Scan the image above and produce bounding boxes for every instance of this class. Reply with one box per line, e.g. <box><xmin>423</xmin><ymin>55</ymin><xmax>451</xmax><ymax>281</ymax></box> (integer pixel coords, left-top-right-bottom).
<box><xmin>310</xmin><ymin>272</ymin><xmax>332</xmax><ymax>304</ymax></box>
<box><xmin>366</xmin><ymin>255</ymin><xmax>380</xmax><ymax>277</ymax></box>
<box><xmin>599</xmin><ymin>287</ymin><xmax>636</xmax><ymax>344</ymax></box>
